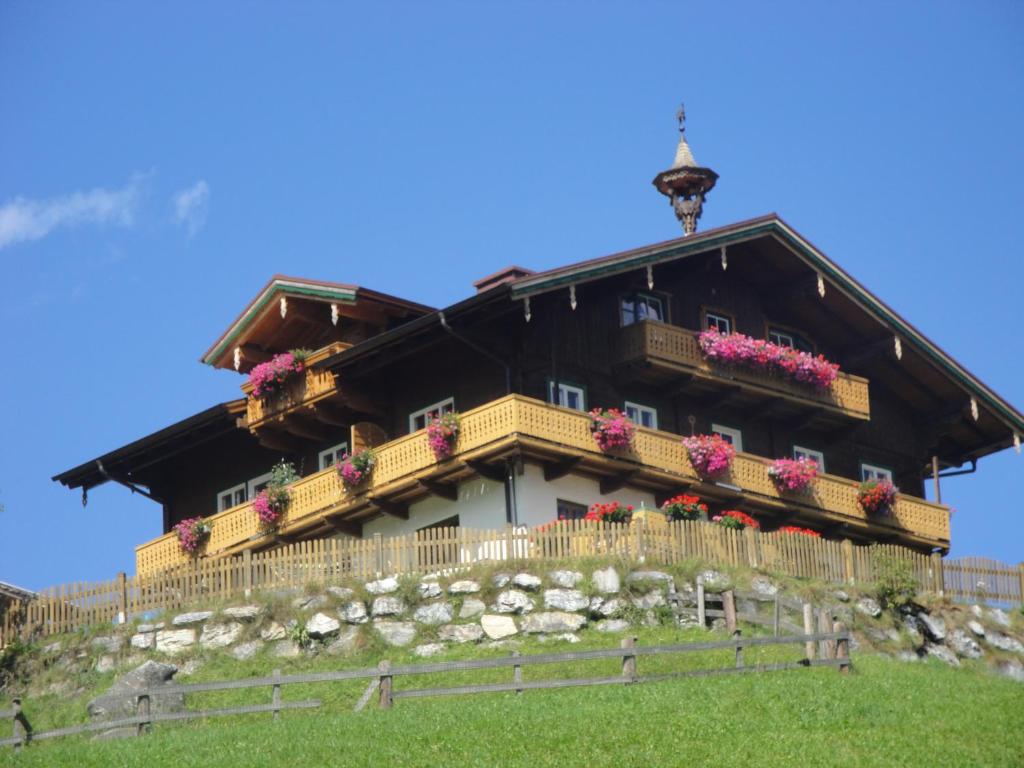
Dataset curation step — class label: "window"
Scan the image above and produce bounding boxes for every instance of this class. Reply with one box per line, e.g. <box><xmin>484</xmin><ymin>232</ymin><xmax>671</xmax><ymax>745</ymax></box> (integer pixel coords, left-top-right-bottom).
<box><xmin>624</xmin><ymin>401</ymin><xmax>658</xmax><ymax>429</ymax></box>
<box><xmin>860</xmin><ymin>463</ymin><xmax>893</xmax><ymax>483</ymax></box>
<box><xmin>549</xmin><ymin>381</ymin><xmax>586</xmax><ymax>411</ymax></box>
<box><xmin>768</xmin><ymin>326</ymin><xmax>815</xmax><ymax>354</ymax></box>
<box><xmin>704</xmin><ymin>311</ymin><xmax>732</xmax><ymax>334</ymax></box>
<box><xmin>217</xmin><ymin>483</ymin><xmax>247</xmax><ymax>512</ymax></box>
<box><xmin>711</xmin><ymin>424</ymin><xmax>743</xmax><ymax>452</ymax></box>
<box><xmin>247</xmin><ymin>472</ymin><xmax>273</xmax><ymax>500</ymax></box>
<box><xmin>409</xmin><ymin>397</ymin><xmax>455</xmax><ymax>432</ymax></box>
<box><xmin>556</xmin><ymin>500</ymin><xmax>588</xmax><ymax>521</ymax></box>
<box><xmin>793</xmin><ymin>445</ymin><xmax>826</xmax><ymax>472</ymax></box>
<box><xmin>318</xmin><ymin>442</ymin><xmax>349</xmax><ymax>471</ymax></box>
<box><xmin>620</xmin><ymin>293</ymin><xmax>665</xmax><ymax>326</ymax></box>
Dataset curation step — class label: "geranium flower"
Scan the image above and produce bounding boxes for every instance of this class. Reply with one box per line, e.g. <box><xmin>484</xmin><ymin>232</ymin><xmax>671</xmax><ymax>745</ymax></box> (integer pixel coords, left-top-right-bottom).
<box><xmin>589</xmin><ymin>408</ymin><xmax>636</xmax><ymax>452</ymax></box>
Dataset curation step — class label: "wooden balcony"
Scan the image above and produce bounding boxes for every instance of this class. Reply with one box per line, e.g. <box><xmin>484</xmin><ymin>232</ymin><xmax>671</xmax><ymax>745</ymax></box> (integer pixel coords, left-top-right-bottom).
<box><xmin>135</xmin><ymin>394</ymin><xmax>948</xmax><ymax>575</ymax></box>
<box><xmin>241</xmin><ymin>343</ymin><xmax>351</xmax><ymax>430</ymax></box>
<box><xmin>613</xmin><ymin>320</ymin><xmax>871</xmax><ymax>423</ymax></box>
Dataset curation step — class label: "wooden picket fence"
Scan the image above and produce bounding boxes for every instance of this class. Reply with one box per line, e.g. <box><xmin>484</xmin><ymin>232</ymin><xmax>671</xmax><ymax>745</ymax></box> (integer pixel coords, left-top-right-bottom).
<box><xmin>2</xmin><ymin>519</ymin><xmax>1021</xmax><ymax>646</ymax></box>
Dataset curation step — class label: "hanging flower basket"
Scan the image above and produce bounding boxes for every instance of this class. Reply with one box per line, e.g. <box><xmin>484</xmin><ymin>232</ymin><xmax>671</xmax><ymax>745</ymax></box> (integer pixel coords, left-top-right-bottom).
<box><xmin>252</xmin><ymin>460</ymin><xmax>298</xmax><ymax>528</ymax></box>
<box><xmin>767</xmin><ymin>457</ymin><xmax>818</xmax><ymax>493</ymax></box>
<box><xmin>857</xmin><ymin>479</ymin><xmax>898</xmax><ymax>516</ymax></box>
<box><xmin>337</xmin><ymin>449</ymin><xmax>376</xmax><ymax>490</ymax></box>
<box><xmin>247</xmin><ymin>349</ymin><xmax>310</xmax><ymax>398</ymax></box>
<box><xmin>682</xmin><ymin>434</ymin><xmax>736</xmax><ymax>478</ymax></box>
<box><xmin>426</xmin><ymin>412</ymin><xmax>461</xmax><ymax>460</ymax></box>
<box><xmin>779</xmin><ymin>526</ymin><xmax>821</xmax><ymax>537</ymax></box>
<box><xmin>698</xmin><ymin>328</ymin><xmax>839</xmax><ymax>390</ymax></box>
<box><xmin>660</xmin><ymin>494</ymin><xmax>707</xmax><ymax>521</ymax></box>
<box><xmin>589</xmin><ymin>408</ymin><xmax>636</xmax><ymax>452</ymax></box>
<box><xmin>712</xmin><ymin>510</ymin><xmax>759</xmax><ymax>531</ymax></box>
<box><xmin>173</xmin><ymin>517</ymin><xmax>212</xmax><ymax>556</ymax></box>
<box><xmin>584</xmin><ymin>501</ymin><xmax>633</xmax><ymax>524</ymax></box>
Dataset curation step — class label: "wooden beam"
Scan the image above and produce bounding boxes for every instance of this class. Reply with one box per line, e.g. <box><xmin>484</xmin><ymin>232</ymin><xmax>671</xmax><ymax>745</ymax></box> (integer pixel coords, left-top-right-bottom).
<box><xmin>418</xmin><ymin>479</ymin><xmax>459</xmax><ymax>502</ymax></box>
<box><xmin>599</xmin><ymin>470</ymin><xmax>640</xmax><ymax>495</ymax></box>
<box><xmin>691</xmin><ymin>385</ymin><xmax>743</xmax><ymax>412</ymax></box>
<box><xmin>309</xmin><ymin>402</ymin><xmax>349</xmax><ymax>427</ymax></box>
<box><xmin>254</xmin><ymin>428</ymin><xmax>303</xmax><ymax>454</ymax></box>
<box><xmin>838</xmin><ymin>336</ymin><xmax>893</xmax><ymax>369</ymax></box>
<box><xmin>323</xmin><ymin>518</ymin><xmax>362</xmax><ymax>538</ymax></box>
<box><xmin>281</xmin><ymin>413</ymin><xmax>333</xmax><ymax>442</ymax></box>
<box><xmin>542</xmin><ymin>456</ymin><xmax>583</xmax><ymax>482</ymax></box>
<box><xmin>369</xmin><ymin>499</ymin><xmax>409</xmax><ymax>519</ymax></box>
<box><xmin>659</xmin><ymin>374</ymin><xmax>696</xmax><ymax>400</ymax></box>
<box><xmin>238</xmin><ymin>343</ymin><xmax>274</xmax><ymax>366</ymax></box>
<box><xmin>465</xmin><ymin>459</ymin><xmax>507</xmax><ymax>483</ymax></box>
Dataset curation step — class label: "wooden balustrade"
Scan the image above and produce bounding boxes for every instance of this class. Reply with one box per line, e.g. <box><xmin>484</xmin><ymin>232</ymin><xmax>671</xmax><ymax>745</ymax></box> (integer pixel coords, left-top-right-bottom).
<box><xmin>135</xmin><ymin>394</ymin><xmax>948</xmax><ymax>575</ymax></box>
<box><xmin>242</xmin><ymin>343</ymin><xmax>349</xmax><ymax>428</ymax></box>
<box><xmin>613</xmin><ymin>320</ymin><xmax>871</xmax><ymax>420</ymax></box>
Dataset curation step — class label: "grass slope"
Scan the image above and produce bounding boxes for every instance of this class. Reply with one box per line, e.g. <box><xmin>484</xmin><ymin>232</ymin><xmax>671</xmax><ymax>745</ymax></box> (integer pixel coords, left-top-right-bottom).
<box><xmin>2</xmin><ymin>637</ymin><xmax>1022</xmax><ymax>767</ymax></box>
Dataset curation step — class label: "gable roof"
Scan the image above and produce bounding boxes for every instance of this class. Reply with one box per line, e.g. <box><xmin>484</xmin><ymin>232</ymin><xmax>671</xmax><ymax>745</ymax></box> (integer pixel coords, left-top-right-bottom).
<box><xmin>201</xmin><ymin>275</ymin><xmax>435</xmax><ymax>368</ymax></box>
<box><xmin>506</xmin><ymin>214</ymin><xmax>1024</xmax><ymax>444</ymax></box>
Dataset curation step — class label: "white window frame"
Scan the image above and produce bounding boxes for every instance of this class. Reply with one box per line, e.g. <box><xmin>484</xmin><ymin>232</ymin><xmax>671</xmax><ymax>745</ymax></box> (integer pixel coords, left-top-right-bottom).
<box><xmin>860</xmin><ymin>463</ymin><xmax>893</xmax><ymax>483</ymax></box>
<box><xmin>711</xmin><ymin>423</ymin><xmax>743</xmax><ymax>452</ymax></box>
<box><xmin>409</xmin><ymin>397</ymin><xmax>455</xmax><ymax>432</ymax></box>
<box><xmin>769</xmin><ymin>329</ymin><xmax>796</xmax><ymax>348</ymax></box>
<box><xmin>793</xmin><ymin>445</ymin><xmax>825</xmax><ymax>472</ymax></box>
<box><xmin>549</xmin><ymin>381</ymin><xmax>586</xmax><ymax>411</ymax></box>
<box><xmin>705</xmin><ymin>312</ymin><xmax>732</xmax><ymax>334</ymax></box>
<box><xmin>318</xmin><ymin>442</ymin><xmax>350</xmax><ymax>471</ymax></box>
<box><xmin>624</xmin><ymin>401</ymin><xmax>658</xmax><ymax>429</ymax></box>
<box><xmin>247</xmin><ymin>472</ymin><xmax>273</xmax><ymax>500</ymax></box>
<box><xmin>620</xmin><ymin>293</ymin><xmax>665</xmax><ymax>327</ymax></box>
<box><xmin>216</xmin><ymin>482</ymin><xmax>247</xmax><ymax>513</ymax></box>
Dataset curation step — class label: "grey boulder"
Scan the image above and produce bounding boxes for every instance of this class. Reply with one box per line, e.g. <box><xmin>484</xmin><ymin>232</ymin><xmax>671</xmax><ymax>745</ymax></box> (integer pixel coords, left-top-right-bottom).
<box><xmin>592</xmin><ymin>567</ymin><xmax>621</xmax><ymax>594</ymax></box>
<box><xmin>521</xmin><ymin>612</ymin><xmax>587</xmax><ymax>634</ymax></box>
<box><xmin>374</xmin><ymin>621</ymin><xmax>417</xmax><ymax>647</ymax></box>
<box><xmin>200</xmin><ymin>622</ymin><xmax>244</xmax><ymax>649</ymax></box>
<box><xmin>413</xmin><ymin>602</ymin><xmax>454</xmax><ymax>625</ymax></box>
<box><xmin>459</xmin><ymin>598</ymin><xmax>486</xmax><ymax>619</ymax></box>
<box><xmin>543</xmin><ymin>589</ymin><xmax>589</xmax><ymax>612</ymax></box>
<box><xmin>172</xmin><ymin>611</ymin><xmax>214</xmax><ymax>627</ymax></box>
<box><xmin>87</xmin><ymin>661</ymin><xmax>183</xmax><ymax>721</ymax></box>
<box><xmin>493</xmin><ymin>589</ymin><xmax>534</xmax><ymax>614</ymax></box>
<box><xmin>448</xmin><ymin>580</ymin><xmax>481</xmax><ymax>594</ymax></box>
<box><xmin>371</xmin><ymin>596</ymin><xmax>406</xmax><ymax>618</ymax></box>
<box><xmin>305</xmin><ymin>613</ymin><xmax>341</xmax><ymax>639</ymax></box>
<box><xmin>855</xmin><ymin>597</ymin><xmax>882</xmax><ymax>618</ymax></box>
<box><xmin>549</xmin><ymin>570</ymin><xmax>584</xmax><ymax>588</ymax></box>
<box><xmin>438</xmin><ymin>623</ymin><xmax>485</xmax><ymax>643</ymax></box>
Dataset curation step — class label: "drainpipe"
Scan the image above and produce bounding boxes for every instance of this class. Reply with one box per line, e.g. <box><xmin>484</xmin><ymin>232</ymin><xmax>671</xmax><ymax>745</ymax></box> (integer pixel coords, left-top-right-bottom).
<box><xmin>504</xmin><ymin>457</ymin><xmax>520</xmax><ymax>526</ymax></box>
<box><xmin>438</xmin><ymin>312</ymin><xmax>511</xmax><ymax>394</ymax></box>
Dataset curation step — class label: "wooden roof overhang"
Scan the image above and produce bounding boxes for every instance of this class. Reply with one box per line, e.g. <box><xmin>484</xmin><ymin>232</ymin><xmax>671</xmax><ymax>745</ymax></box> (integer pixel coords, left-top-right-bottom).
<box><xmin>505</xmin><ymin>214</ymin><xmax>1024</xmax><ymax>470</ymax></box>
<box><xmin>202</xmin><ymin>276</ymin><xmax>435</xmax><ymax>372</ymax></box>
<box><xmin>52</xmin><ymin>400</ymin><xmax>248</xmax><ymax>494</ymax></box>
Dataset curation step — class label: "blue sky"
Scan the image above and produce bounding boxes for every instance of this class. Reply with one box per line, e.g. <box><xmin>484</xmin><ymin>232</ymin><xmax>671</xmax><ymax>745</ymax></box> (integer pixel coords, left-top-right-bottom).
<box><xmin>1</xmin><ymin>2</ymin><xmax>1022</xmax><ymax>589</ymax></box>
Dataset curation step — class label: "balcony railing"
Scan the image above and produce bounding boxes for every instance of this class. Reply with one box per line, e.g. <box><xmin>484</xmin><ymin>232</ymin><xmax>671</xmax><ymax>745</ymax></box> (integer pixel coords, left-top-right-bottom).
<box><xmin>613</xmin><ymin>320</ymin><xmax>871</xmax><ymax>420</ymax></box>
<box><xmin>241</xmin><ymin>343</ymin><xmax>349</xmax><ymax>429</ymax></box>
<box><xmin>135</xmin><ymin>394</ymin><xmax>948</xmax><ymax>575</ymax></box>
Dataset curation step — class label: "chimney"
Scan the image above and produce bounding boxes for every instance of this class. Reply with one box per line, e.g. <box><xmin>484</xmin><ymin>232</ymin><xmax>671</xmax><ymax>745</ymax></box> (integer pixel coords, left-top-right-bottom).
<box><xmin>473</xmin><ymin>265</ymin><xmax>536</xmax><ymax>294</ymax></box>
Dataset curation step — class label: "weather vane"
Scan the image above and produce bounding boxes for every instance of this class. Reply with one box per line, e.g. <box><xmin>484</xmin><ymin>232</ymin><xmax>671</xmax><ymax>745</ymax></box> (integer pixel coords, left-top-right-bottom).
<box><xmin>676</xmin><ymin>103</ymin><xmax>686</xmax><ymax>134</ymax></box>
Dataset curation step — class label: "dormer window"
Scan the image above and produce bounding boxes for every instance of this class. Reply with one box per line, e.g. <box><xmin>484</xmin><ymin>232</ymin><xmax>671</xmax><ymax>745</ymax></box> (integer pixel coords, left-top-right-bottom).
<box><xmin>703</xmin><ymin>310</ymin><xmax>733</xmax><ymax>334</ymax></box>
<box><xmin>620</xmin><ymin>293</ymin><xmax>664</xmax><ymax>326</ymax></box>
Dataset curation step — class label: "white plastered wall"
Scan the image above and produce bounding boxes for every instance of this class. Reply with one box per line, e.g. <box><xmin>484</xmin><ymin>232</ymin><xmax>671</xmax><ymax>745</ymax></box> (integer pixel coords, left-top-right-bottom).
<box><xmin>512</xmin><ymin>461</ymin><xmax>658</xmax><ymax>526</ymax></box>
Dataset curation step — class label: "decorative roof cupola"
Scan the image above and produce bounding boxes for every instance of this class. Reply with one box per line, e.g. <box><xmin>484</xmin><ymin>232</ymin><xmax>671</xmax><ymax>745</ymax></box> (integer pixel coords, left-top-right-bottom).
<box><xmin>652</xmin><ymin>104</ymin><xmax>718</xmax><ymax>235</ymax></box>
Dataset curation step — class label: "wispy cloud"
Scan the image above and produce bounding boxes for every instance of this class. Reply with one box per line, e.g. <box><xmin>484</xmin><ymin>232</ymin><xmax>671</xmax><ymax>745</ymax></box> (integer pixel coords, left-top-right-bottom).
<box><xmin>173</xmin><ymin>180</ymin><xmax>210</xmax><ymax>236</ymax></box>
<box><xmin>0</xmin><ymin>175</ymin><xmax>144</xmax><ymax>251</ymax></box>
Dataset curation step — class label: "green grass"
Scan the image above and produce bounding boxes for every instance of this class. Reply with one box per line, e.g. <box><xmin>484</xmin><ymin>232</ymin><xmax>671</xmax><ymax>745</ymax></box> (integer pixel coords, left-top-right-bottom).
<box><xmin>2</xmin><ymin>631</ymin><xmax>1022</xmax><ymax>767</ymax></box>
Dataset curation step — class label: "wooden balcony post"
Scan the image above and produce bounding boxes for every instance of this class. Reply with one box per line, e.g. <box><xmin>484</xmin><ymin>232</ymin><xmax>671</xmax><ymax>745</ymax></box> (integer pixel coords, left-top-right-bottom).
<box><xmin>931</xmin><ymin>455</ymin><xmax>942</xmax><ymax>504</ymax></box>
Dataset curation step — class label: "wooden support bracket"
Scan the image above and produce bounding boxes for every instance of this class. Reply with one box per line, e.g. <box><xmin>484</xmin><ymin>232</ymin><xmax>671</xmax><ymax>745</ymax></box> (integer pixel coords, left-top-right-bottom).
<box><xmin>465</xmin><ymin>459</ymin><xmax>507</xmax><ymax>484</ymax></box>
<box><xmin>542</xmin><ymin>456</ymin><xmax>583</xmax><ymax>482</ymax></box>
<box><xmin>599</xmin><ymin>470</ymin><xmax>640</xmax><ymax>495</ymax></box>
<box><xmin>418</xmin><ymin>479</ymin><xmax>459</xmax><ymax>502</ymax></box>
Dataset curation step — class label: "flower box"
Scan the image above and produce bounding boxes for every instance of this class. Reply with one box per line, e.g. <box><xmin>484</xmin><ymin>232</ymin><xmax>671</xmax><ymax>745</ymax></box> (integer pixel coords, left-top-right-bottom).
<box><xmin>247</xmin><ymin>350</ymin><xmax>309</xmax><ymax>399</ymax></box>
<box><xmin>589</xmin><ymin>408</ymin><xmax>636</xmax><ymax>452</ymax></box>
<box><xmin>427</xmin><ymin>412</ymin><xmax>460</xmax><ymax>460</ymax></box>
<box><xmin>857</xmin><ymin>479</ymin><xmax>898</xmax><ymax>516</ymax></box>
<box><xmin>767</xmin><ymin>457</ymin><xmax>818</xmax><ymax>493</ymax></box>
<box><xmin>713</xmin><ymin>510</ymin><xmax>759</xmax><ymax>530</ymax></box>
<box><xmin>337</xmin><ymin>449</ymin><xmax>376</xmax><ymax>490</ymax></box>
<box><xmin>173</xmin><ymin>517</ymin><xmax>212</xmax><ymax>556</ymax></box>
<box><xmin>682</xmin><ymin>434</ymin><xmax>736</xmax><ymax>478</ymax></box>
<box><xmin>660</xmin><ymin>494</ymin><xmax>708</xmax><ymax>521</ymax></box>
<box><xmin>698</xmin><ymin>328</ymin><xmax>839</xmax><ymax>390</ymax></box>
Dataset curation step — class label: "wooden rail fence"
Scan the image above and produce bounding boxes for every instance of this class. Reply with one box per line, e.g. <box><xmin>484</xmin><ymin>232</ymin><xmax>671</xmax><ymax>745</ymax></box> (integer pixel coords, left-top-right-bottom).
<box><xmin>2</xmin><ymin>520</ymin><xmax>1021</xmax><ymax>647</ymax></box>
<box><xmin>1</xmin><ymin>626</ymin><xmax>851</xmax><ymax>750</ymax></box>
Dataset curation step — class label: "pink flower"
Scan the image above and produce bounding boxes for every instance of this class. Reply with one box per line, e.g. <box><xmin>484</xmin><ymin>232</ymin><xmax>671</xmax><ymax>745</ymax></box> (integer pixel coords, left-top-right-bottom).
<box><xmin>682</xmin><ymin>434</ymin><xmax>736</xmax><ymax>477</ymax></box>
<box><xmin>589</xmin><ymin>408</ymin><xmax>636</xmax><ymax>452</ymax></box>
<box><xmin>698</xmin><ymin>329</ymin><xmax>839</xmax><ymax>390</ymax></box>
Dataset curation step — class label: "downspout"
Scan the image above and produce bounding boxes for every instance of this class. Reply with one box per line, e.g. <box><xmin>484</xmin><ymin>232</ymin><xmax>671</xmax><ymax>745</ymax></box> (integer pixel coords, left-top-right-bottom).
<box><xmin>438</xmin><ymin>312</ymin><xmax>511</xmax><ymax>394</ymax></box>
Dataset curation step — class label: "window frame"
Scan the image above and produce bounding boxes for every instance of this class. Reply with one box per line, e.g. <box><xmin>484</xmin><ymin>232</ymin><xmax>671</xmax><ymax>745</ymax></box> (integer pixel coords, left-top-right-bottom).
<box><xmin>556</xmin><ymin>499</ymin><xmax>588</xmax><ymax>521</ymax></box>
<box><xmin>793</xmin><ymin>445</ymin><xmax>826</xmax><ymax>473</ymax></box>
<box><xmin>860</xmin><ymin>463</ymin><xmax>894</xmax><ymax>483</ymax></box>
<box><xmin>619</xmin><ymin>291</ymin><xmax>668</xmax><ymax>327</ymax></box>
<box><xmin>766</xmin><ymin>321</ymin><xmax>816</xmax><ymax>354</ymax></box>
<box><xmin>318</xmin><ymin>441</ymin><xmax>350</xmax><ymax>471</ymax></box>
<box><xmin>247</xmin><ymin>472</ymin><xmax>273</xmax><ymax>500</ymax></box>
<box><xmin>547</xmin><ymin>379</ymin><xmax>587</xmax><ymax>412</ymax></box>
<box><xmin>408</xmin><ymin>397</ymin><xmax>455</xmax><ymax>432</ymax></box>
<box><xmin>701</xmin><ymin>306</ymin><xmax>735</xmax><ymax>335</ymax></box>
<box><xmin>624</xmin><ymin>401</ymin><xmax>658</xmax><ymax>430</ymax></box>
<box><xmin>216</xmin><ymin>482</ymin><xmax>247</xmax><ymax>513</ymax></box>
<box><xmin>711</xmin><ymin>423</ymin><xmax>743</xmax><ymax>452</ymax></box>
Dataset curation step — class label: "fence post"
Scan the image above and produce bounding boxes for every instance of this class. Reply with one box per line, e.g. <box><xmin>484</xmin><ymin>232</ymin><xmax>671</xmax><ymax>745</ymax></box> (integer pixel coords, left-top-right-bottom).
<box><xmin>117</xmin><ymin>572</ymin><xmax>128</xmax><ymax>625</ymax></box>
<box><xmin>696</xmin><ymin>575</ymin><xmax>706</xmax><ymax>629</ymax></box>
<box><xmin>930</xmin><ymin>552</ymin><xmax>944</xmax><ymax>597</ymax></box>
<box><xmin>621</xmin><ymin>636</ymin><xmax>637</xmax><ymax>683</ymax></box>
<box><xmin>722</xmin><ymin>590</ymin><xmax>737</xmax><ymax>635</ymax></box>
<box><xmin>745</xmin><ymin>526</ymin><xmax>758</xmax><ymax>568</ymax></box>
<box><xmin>842</xmin><ymin>539</ymin><xmax>855</xmax><ymax>585</ymax></box>
<box><xmin>271</xmin><ymin>669</ymin><xmax>282</xmax><ymax>721</ymax></box>
<box><xmin>11</xmin><ymin>698</ymin><xmax>30</xmax><ymax>750</ymax></box>
<box><xmin>374</xmin><ymin>534</ymin><xmax>385</xmax><ymax>577</ymax></box>
<box><xmin>802</xmin><ymin>603</ymin><xmax>815</xmax><ymax>660</ymax></box>
<box><xmin>512</xmin><ymin>650</ymin><xmax>523</xmax><ymax>695</ymax></box>
<box><xmin>636</xmin><ymin>516</ymin><xmax>647</xmax><ymax>562</ymax></box>
<box><xmin>818</xmin><ymin>609</ymin><xmax>834</xmax><ymax>660</ymax></box>
<box><xmin>734</xmin><ymin>629</ymin><xmax>744</xmax><ymax>668</ymax></box>
<box><xmin>834</xmin><ymin>620</ymin><xmax>850</xmax><ymax>674</ymax></box>
<box><xmin>505</xmin><ymin>525</ymin><xmax>515</xmax><ymax>564</ymax></box>
<box><xmin>135</xmin><ymin>694</ymin><xmax>151</xmax><ymax>736</ymax></box>
<box><xmin>378</xmin><ymin>660</ymin><xmax>393</xmax><ymax>709</ymax></box>
<box><xmin>243</xmin><ymin>549</ymin><xmax>253</xmax><ymax>599</ymax></box>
